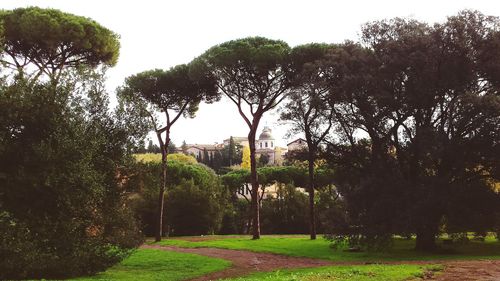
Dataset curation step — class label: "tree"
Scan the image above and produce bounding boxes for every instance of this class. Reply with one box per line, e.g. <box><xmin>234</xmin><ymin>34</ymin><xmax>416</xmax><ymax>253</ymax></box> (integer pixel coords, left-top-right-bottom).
<box><xmin>221</xmin><ymin>137</ymin><xmax>242</xmax><ymax>167</ymax></box>
<box><xmin>0</xmin><ymin>7</ymin><xmax>119</xmax><ymax>85</ymax></box>
<box><xmin>258</xmin><ymin>153</ymin><xmax>270</xmax><ymax>167</ymax></box>
<box><xmin>261</xmin><ymin>184</ymin><xmax>309</xmax><ymax>234</ymax></box>
<box><xmin>127</xmin><ymin>155</ymin><xmax>225</xmax><ymax>237</ymax></box>
<box><xmin>118</xmin><ymin>64</ymin><xmax>217</xmax><ymax>241</ymax></box>
<box><xmin>274</xmin><ymin>147</ymin><xmax>283</xmax><ymax>166</ymax></box>
<box><xmin>167</xmin><ymin>141</ymin><xmax>177</xmax><ymax>154</ymax></box>
<box><xmin>146</xmin><ymin>139</ymin><xmax>161</xmax><ymax>153</ymax></box>
<box><xmin>281</xmin><ymin>43</ymin><xmax>338</xmax><ymax>239</ymax></box>
<box><xmin>181</xmin><ymin>140</ymin><xmax>188</xmax><ymax>154</ymax></box>
<box><xmin>228</xmin><ymin>136</ymin><xmax>236</xmax><ymax>166</ymax></box>
<box><xmin>212</xmin><ymin>150</ymin><xmax>223</xmax><ymax>172</ymax></box>
<box><xmin>241</xmin><ymin>145</ymin><xmax>251</xmax><ymax>170</ymax></box>
<box><xmin>0</xmin><ymin>8</ymin><xmax>141</xmax><ymax>279</ymax></box>
<box><xmin>326</xmin><ymin>11</ymin><xmax>500</xmax><ymax>251</ymax></box>
<box><xmin>203</xmin><ymin>148</ymin><xmax>210</xmax><ymax>165</ymax></box>
<box><xmin>192</xmin><ymin>37</ymin><xmax>291</xmax><ymax>239</ymax></box>
<box><xmin>361</xmin><ymin>11</ymin><xmax>500</xmax><ymax>250</ymax></box>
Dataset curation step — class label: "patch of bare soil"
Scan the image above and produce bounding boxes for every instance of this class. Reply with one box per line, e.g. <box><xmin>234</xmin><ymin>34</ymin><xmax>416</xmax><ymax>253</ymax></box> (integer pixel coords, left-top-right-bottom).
<box><xmin>142</xmin><ymin>245</ymin><xmax>500</xmax><ymax>281</ymax></box>
<box><xmin>428</xmin><ymin>260</ymin><xmax>500</xmax><ymax>281</ymax></box>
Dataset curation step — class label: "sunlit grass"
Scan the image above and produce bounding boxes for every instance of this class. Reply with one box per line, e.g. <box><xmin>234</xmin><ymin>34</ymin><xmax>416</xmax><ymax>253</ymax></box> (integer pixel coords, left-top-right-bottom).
<box><xmin>156</xmin><ymin>234</ymin><xmax>500</xmax><ymax>262</ymax></box>
<box><xmin>73</xmin><ymin>248</ymin><xmax>230</xmax><ymax>281</ymax></box>
<box><xmin>223</xmin><ymin>264</ymin><xmax>440</xmax><ymax>281</ymax></box>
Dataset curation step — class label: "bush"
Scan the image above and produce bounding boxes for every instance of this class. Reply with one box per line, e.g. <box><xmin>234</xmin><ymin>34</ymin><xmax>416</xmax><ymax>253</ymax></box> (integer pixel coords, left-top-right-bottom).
<box><xmin>128</xmin><ymin>159</ymin><xmax>227</xmax><ymax>237</ymax></box>
<box><xmin>260</xmin><ymin>184</ymin><xmax>309</xmax><ymax>234</ymax></box>
<box><xmin>167</xmin><ymin>180</ymin><xmax>222</xmax><ymax>236</ymax></box>
<box><xmin>0</xmin><ymin>77</ymin><xmax>142</xmax><ymax>279</ymax></box>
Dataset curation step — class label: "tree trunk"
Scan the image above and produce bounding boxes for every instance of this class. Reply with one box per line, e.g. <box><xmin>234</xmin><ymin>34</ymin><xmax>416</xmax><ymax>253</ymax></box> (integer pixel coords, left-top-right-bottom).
<box><xmin>307</xmin><ymin>149</ymin><xmax>317</xmax><ymax>240</ymax></box>
<box><xmin>415</xmin><ymin>227</ymin><xmax>437</xmax><ymax>251</ymax></box>
<box><xmin>248</xmin><ymin>125</ymin><xmax>260</xmax><ymax>239</ymax></box>
<box><xmin>245</xmin><ymin>208</ymin><xmax>253</xmax><ymax>234</ymax></box>
<box><xmin>155</xmin><ymin>132</ymin><xmax>169</xmax><ymax>242</ymax></box>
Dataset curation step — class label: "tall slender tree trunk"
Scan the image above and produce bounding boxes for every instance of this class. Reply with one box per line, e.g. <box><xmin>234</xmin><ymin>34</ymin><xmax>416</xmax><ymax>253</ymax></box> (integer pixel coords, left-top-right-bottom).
<box><xmin>155</xmin><ymin>132</ymin><xmax>170</xmax><ymax>242</ymax></box>
<box><xmin>415</xmin><ymin>225</ymin><xmax>437</xmax><ymax>251</ymax></box>
<box><xmin>248</xmin><ymin>124</ymin><xmax>260</xmax><ymax>239</ymax></box>
<box><xmin>307</xmin><ymin>148</ymin><xmax>317</xmax><ymax>240</ymax></box>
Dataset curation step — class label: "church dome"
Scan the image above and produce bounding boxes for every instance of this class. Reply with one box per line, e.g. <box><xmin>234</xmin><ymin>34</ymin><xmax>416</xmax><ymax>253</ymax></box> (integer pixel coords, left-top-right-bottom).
<box><xmin>259</xmin><ymin>126</ymin><xmax>274</xmax><ymax>140</ymax></box>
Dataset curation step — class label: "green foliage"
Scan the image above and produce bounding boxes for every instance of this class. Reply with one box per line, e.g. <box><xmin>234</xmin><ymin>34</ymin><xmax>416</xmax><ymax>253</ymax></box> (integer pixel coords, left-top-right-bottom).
<box><xmin>0</xmin><ymin>76</ymin><xmax>142</xmax><ymax>279</ymax></box>
<box><xmin>0</xmin><ymin>9</ymin><xmax>141</xmax><ymax>275</ymax></box>
<box><xmin>75</xmin><ymin>248</ymin><xmax>231</xmax><ymax>281</ymax></box>
<box><xmin>127</xmin><ymin>158</ymin><xmax>227</xmax><ymax>236</ymax></box>
<box><xmin>221</xmin><ymin>166</ymin><xmax>307</xmax><ymax>191</ymax></box>
<box><xmin>219</xmin><ymin>200</ymin><xmax>249</xmax><ymax>235</ymax></box>
<box><xmin>166</xmin><ymin>180</ymin><xmax>222</xmax><ymax>236</ymax></box>
<box><xmin>221</xmin><ymin>166</ymin><xmax>336</xmax><ymax>234</ymax></box>
<box><xmin>257</xmin><ymin>153</ymin><xmax>270</xmax><ymax>167</ymax></box>
<box><xmin>192</xmin><ymin>37</ymin><xmax>293</xmax><ymax>238</ymax></box>
<box><xmin>322</xmin><ymin>10</ymin><xmax>500</xmax><ymax>251</ymax></box>
<box><xmin>0</xmin><ymin>7</ymin><xmax>120</xmax><ymax>80</ymax></box>
<box><xmin>281</xmin><ymin>43</ymin><xmax>337</xmax><ymax>144</ymax></box>
<box><xmin>196</xmin><ymin>37</ymin><xmax>290</xmax><ymax>76</ymax></box>
<box><xmin>261</xmin><ymin>184</ymin><xmax>309</xmax><ymax>234</ymax></box>
<box><xmin>221</xmin><ymin>136</ymin><xmax>242</xmax><ymax>166</ymax></box>
<box><xmin>120</xmin><ymin>65</ymin><xmax>216</xmax><ymax>121</ymax></box>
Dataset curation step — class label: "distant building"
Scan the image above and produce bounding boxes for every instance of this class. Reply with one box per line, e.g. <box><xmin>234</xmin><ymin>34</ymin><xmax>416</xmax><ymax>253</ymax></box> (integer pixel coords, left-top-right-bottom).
<box><xmin>227</xmin><ymin>126</ymin><xmax>287</xmax><ymax>166</ymax></box>
<box><xmin>255</xmin><ymin>126</ymin><xmax>279</xmax><ymax>165</ymax></box>
<box><xmin>287</xmin><ymin>138</ymin><xmax>307</xmax><ymax>151</ymax></box>
<box><xmin>184</xmin><ymin>126</ymin><xmax>291</xmax><ymax>165</ymax></box>
<box><xmin>223</xmin><ymin>136</ymin><xmax>249</xmax><ymax>147</ymax></box>
<box><xmin>185</xmin><ymin>143</ymin><xmax>223</xmax><ymax>161</ymax></box>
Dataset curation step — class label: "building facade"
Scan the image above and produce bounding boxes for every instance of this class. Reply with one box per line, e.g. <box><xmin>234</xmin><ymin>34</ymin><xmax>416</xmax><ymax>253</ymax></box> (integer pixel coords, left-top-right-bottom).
<box><xmin>185</xmin><ymin>143</ymin><xmax>223</xmax><ymax>161</ymax></box>
<box><xmin>287</xmin><ymin>138</ymin><xmax>307</xmax><ymax>152</ymax></box>
<box><xmin>183</xmin><ymin>126</ymin><xmax>318</xmax><ymax>166</ymax></box>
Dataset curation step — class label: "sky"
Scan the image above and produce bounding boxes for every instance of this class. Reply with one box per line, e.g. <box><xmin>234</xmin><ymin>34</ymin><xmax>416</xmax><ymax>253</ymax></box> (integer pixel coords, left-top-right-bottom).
<box><xmin>2</xmin><ymin>0</ymin><xmax>500</xmax><ymax>147</ymax></box>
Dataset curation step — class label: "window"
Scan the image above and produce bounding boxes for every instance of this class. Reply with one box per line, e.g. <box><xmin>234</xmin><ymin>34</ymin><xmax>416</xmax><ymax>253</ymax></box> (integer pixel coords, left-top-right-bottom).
<box><xmin>265</xmin><ymin>142</ymin><xmax>268</xmax><ymax>148</ymax></box>
<box><xmin>271</xmin><ymin>142</ymin><xmax>273</xmax><ymax>147</ymax></box>
<box><xmin>260</xmin><ymin>142</ymin><xmax>262</xmax><ymax>148</ymax></box>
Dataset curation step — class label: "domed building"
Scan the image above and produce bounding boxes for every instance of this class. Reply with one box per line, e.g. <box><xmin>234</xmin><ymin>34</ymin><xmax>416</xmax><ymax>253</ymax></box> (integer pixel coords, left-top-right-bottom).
<box><xmin>257</xmin><ymin>126</ymin><xmax>275</xmax><ymax>150</ymax></box>
<box><xmin>255</xmin><ymin>126</ymin><xmax>281</xmax><ymax>165</ymax></box>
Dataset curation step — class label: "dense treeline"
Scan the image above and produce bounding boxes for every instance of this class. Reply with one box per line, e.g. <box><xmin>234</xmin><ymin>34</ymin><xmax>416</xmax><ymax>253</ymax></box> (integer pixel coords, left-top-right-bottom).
<box><xmin>320</xmin><ymin>11</ymin><xmax>500</xmax><ymax>250</ymax></box>
<box><xmin>139</xmin><ymin>9</ymin><xmax>496</xmax><ymax>250</ymax></box>
<box><xmin>128</xmin><ymin>158</ymin><xmax>337</xmax><ymax>236</ymax></box>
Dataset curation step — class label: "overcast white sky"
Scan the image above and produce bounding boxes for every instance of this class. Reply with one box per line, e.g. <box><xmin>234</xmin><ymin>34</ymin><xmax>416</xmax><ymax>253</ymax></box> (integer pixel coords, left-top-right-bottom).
<box><xmin>2</xmin><ymin>0</ymin><xmax>500</xmax><ymax>147</ymax></box>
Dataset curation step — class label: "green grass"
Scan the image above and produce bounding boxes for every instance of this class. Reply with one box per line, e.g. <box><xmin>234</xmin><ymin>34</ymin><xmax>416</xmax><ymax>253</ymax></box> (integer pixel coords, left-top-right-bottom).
<box><xmin>73</xmin><ymin>248</ymin><xmax>231</xmax><ymax>281</ymax></box>
<box><xmin>156</xmin><ymin>235</ymin><xmax>500</xmax><ymax>262</ymax></box>
<box><xmin>223</xmin><ymin>264</ymin><xmax>439</xmax><ymax>281</ymax></box>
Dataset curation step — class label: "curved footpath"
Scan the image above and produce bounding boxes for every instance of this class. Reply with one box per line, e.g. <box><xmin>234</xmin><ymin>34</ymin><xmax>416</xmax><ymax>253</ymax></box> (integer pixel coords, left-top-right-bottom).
<box><xmin>141</xmin><ymin>244</ymin><xmax>500</xmax><ymax>281</ymax></box>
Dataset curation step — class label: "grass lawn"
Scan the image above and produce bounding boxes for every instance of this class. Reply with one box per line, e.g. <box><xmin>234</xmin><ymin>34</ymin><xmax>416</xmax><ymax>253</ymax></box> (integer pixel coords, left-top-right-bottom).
<box><xmin>223</xmin><ymin>264</ymin><xmax>442</xmax><ymax>281</ymax></box>
<box><xmin>155</xmin><ymin>235</ymin><xmax>500</xmax><ymax>262</ymax></box>
<box><xmin>73</xmin><ymin>248</ymin><xmax>231</xmax><ymax>281</ymax></box>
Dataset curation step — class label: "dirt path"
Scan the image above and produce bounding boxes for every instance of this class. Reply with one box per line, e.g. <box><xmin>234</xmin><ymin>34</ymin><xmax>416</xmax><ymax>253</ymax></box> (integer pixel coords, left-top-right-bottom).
<box><xmin>429</xmin><ymin>260</ymin><xmax>500</xmax><ymax>281</ymax></box>
<box><xmin>142</xmin><ymin>244</ymin><xmax>332</xmax><ymax>280</ymax></box>
<box><xmin>142</xmin><ymin>244</ymin><xmax>500</xmax><ymax>281</ymax></box>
